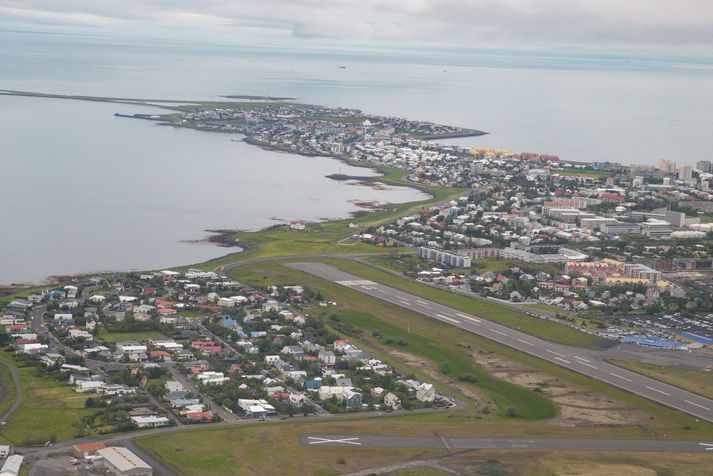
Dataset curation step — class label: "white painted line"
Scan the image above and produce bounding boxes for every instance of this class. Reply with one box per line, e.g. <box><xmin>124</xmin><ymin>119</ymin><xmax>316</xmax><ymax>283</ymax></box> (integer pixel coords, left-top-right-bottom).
<box><xmin>516</xmin><ymin>338</ymin><xmax>535</xmax><ymax>346</ymax></box>
<box><xmin>460</xmin><ymin>315</ymin><xmax>482</xmax><ymax>324</ymax></box>
<box><xmin>417</xmin><ymin>300</ymin><xmax>431</xmax><ymax>308</ymax></box>
<box><xmin>399</xmin><ymin>300</ymin><xmax>411</xmax><ymax>306</ymax></box>
<box><xmin>610</xmin><ymin>373</ymin><xmax>632</xmax><ymax>382</ymax></box>
<box><xmin>546</xmin><ymin>349</ymin><xmax>564</xmax><ymax>358</ymax></box>
<box><xmin>573</xmin><ymin>355</ymin><xmax>591</xmax><ymax>363</ymax></box>
<box><xmin>686</xmin><ymin>400</ymin><xmax>711</xmax><ymax>411</ymax></box>
<box><xmin>645</xmin><ymin>386</ymin><xmax>670</xmax><ymax>396</ymax></box>
<box><xmin>436</xmin><ymin>314</ymin><xmax>460</xmax><ymax>324</ymax></box>
<box><xmin>491</xmin><ymin>329</ymin><xmax>507</xmax><ymax>336</ymax></box>
<box><xmin>699</xmin><ymin>443</ymin><xmax>713</xmax><ymax>451</ymax></box>
<box><xmin>580</xmin><ymin>362</ymin><xmax>599</xmax><ymax>370</ymax></box>
<box><xmin>307</xmin><ymin>437</ymin><xmax>361</xmax><ymax>446</ymax></box>
<box><xmin>456</xmin><ymin>312</ymin><xmax>473</xmax><ymax>319</ymax></box>
<box><xmin>555</xmin><ymin>357</ymin><xmax>571</xmax><ymax>364</ymax></box>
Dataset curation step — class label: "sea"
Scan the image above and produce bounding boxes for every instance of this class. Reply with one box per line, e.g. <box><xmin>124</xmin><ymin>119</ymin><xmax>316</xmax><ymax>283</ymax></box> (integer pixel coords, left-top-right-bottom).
<box><xmin>2</xmin><ymin>30</ymin><xmax>713</xmax><ymax>284</ymax></box>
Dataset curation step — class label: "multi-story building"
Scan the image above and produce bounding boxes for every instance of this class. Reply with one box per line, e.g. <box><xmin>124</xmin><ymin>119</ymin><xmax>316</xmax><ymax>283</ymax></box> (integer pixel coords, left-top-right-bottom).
<box><xmin>419</xmin><ymin>247</ymin><xmax>472</xmax><ymax>268</ymax></box>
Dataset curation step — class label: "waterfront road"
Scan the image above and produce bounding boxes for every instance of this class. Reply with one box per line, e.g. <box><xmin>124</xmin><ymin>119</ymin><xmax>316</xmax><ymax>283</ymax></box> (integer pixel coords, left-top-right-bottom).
<box><xmin>299</xmin><ymin>434</ymin><xmax>713</xmax><ymax>452</ymax></box>
<box><xmin>286</xmin><ymin>262</ymin><xmax>713</xmax><ymax>424</ymax></box>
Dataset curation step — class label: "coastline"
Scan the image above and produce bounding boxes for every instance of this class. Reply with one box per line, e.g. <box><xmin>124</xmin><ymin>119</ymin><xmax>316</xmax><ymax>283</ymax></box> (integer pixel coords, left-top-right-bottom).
<box><xmin>0</xmin><ymin>90</ymin><xmax>448</xmax><ymax>288</ymax></box>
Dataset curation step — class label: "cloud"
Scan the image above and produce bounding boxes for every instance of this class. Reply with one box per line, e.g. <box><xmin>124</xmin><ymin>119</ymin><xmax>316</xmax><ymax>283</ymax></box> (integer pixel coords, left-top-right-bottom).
<box><xmin>1</xmin><ymin>0</ymin><xmax>713</xmax><ymax>52</ymax></box>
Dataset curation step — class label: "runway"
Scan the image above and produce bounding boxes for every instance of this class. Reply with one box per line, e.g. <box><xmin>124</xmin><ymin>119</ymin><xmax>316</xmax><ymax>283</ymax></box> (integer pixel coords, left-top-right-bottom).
<box><xmin>286</xmin><ymin>262</ymin><xmax>713</xmax><ymax>423</ymax></box>
<box><xmin>299</xmin><ymin>434</ymin><xmax>713</xmax><ymax>452</ymax></box>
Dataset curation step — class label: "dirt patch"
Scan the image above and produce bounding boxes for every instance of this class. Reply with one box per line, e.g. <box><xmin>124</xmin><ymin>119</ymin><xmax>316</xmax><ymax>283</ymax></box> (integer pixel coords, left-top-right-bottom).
<box><xmin>385</xmin><ymin>349</ymin><xmax>491</xmax><ymax>410</ymax></box>
<box><xmin>466</xmin><ymin>347</ymin><xmax>651</xmax><ymax>427</ymax></box>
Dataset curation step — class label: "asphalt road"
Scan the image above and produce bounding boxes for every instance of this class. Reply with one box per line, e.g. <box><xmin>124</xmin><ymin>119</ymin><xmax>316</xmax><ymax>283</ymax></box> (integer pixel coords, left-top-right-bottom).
<box><xmin>286</xmin><ymin>262</ymin><xmax>713</xmax><ymax>423</ymax></box>
<box><xmin>299</xmin><ymin>434</ymin><xmax>713</xmax><ymax>453</ymax></box>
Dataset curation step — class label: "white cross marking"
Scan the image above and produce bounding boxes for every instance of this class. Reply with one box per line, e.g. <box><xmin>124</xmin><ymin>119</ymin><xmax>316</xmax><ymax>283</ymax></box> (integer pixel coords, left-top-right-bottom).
<box><xmin>307</xmin><ymin>437</ymin><xmax>362</xmax><ymax>445</ymax></box>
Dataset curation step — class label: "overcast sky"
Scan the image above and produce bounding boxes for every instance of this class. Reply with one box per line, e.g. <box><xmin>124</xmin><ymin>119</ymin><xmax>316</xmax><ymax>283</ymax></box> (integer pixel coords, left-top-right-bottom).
<box><xmin>2</xmin><ymin>0</ymin><xmax>713</xmax><ymax>55</ymax></box>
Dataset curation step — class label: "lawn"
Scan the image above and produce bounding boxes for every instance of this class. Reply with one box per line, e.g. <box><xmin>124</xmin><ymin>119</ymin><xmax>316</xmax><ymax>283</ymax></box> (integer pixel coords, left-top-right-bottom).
<box><xmin>228</xmin><ymin>261</ymin><xmax>713</xmax><ymax>439</ymax></box>
<box><xmin>610</xmin><ymin>359</ymin><xmax>713</xmax><ymax>400</ymax></box>
<box><xmin>556</xmin><ymin>168</ymin><xmax>612</xmax><ymax>180</ymax></box>
<box><xmin>0</xmin><ymin>358</ymin><xmax>17</xmax><ymax>419</ymax></box>
<box><xmin>97</xmin><ymin>328</ymin><xmax>167</xmax><ymax>344</ymax></box>
<box><xmin>136</xmin><ymin>421</ymin><xmax>442</xmax><ymax>476</ymax></box>
<box><xmin>0</xmin><ymin>352</ymin><xmax>97</xmax><ymax>445</ymax></box>
<box><xmin>322</xmin><ymin>259</ymin><xmax>605</xmax><ymax>349</ymax></box>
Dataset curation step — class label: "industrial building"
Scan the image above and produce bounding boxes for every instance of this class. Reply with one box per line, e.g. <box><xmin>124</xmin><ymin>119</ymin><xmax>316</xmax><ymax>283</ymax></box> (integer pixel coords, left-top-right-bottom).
<box><xmin>0</xmin><ymin>455</ymin><xmax>23</xmax><ymax>476</ymax></box>
<box><xmin>97</xmin><ymin>446</ymin><xmax>153</xmax><ymax>476</ymax></box>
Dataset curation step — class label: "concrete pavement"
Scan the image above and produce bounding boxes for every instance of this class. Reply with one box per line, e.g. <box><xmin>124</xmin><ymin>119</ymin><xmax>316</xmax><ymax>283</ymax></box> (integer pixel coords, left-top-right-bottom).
<box><xmin>286</xmin><ymin>262</ymin><xmax>713</xmax><ymax>423</ymax></box>
<box><xmin>299</xmin><ymin>434</ymin><xmax>713</xmax><ymax>453</ymax></box>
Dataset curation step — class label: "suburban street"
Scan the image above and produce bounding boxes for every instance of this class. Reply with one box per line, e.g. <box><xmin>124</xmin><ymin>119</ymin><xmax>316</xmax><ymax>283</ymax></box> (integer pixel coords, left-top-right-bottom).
<box><xmin>286</xmin><ymin>262</ymin><xmax>713</xmax><ymax>423</ymax></box>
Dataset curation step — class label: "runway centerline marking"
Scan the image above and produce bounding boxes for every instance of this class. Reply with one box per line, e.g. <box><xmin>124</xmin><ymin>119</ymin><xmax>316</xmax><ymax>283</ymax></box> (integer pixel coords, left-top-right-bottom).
<box><xmin>646</xmin><ymin>386</ymin><xmax>670</xmax><ymax>396</ymax></box>
<box><xmin>546</xmin><ymin>349</ymin><xmax>564</xmax><ymax>358</ymax></box>
<box><xmin>573</xmin><ymin>355</ymin><xmax>591</xmax><ymax>363</ymax></box>
<box><xmin>491</xmin><ymin>329</ymin><xmax>507</xmax><ymax>336</ymax></box>
<box><xmin>307</xmin><ymin>437</ymin><xmax>361</xmax><ymax>446</ymax></box>
<box><xmin>579</xmin><ymin>362</ymin><xmax>599</xmax><ymax>370</ymax></box>
<box><xmin>555</xmin><ymin>357</ymin><xmax>571</xmax><ymax>364</ymax></box>
<box><xmin>516</xmin><ymin>338</ymin><xmax>534</xmax><ymax>346</ymax></box>
<box><xmin>610</xmin><ymin>373</ymin><xmax>632</xmax><ymax>382</ymax></box>
<box><xmin>686</xmin><ymin>400</ymin><xmax>711</xmax><ymax>411</ymax></box>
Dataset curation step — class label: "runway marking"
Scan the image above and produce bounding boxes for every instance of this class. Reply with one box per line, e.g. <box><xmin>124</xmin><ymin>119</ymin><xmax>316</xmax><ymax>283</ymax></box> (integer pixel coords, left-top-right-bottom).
<box><xmin>699</xmin><ymin>443</ymin><xmax>713</xmax><ymax>451</ymax></box>
<box><xmin>436</xmin><ymin>314</ymin><xmax>460</xmax><ymax>324</ymax></box>
<box><xmin>456</xmin><ymin>312</ymin><xmax>477</xmax><ymax>320</ymax></box>
<box><xmin>686</xmin><ymin>400</ymin><xmax>711</xmax><ymax>411</ymax></box>
<box><xmin>645</xmin><ymin>386</ymin><xmax>670</xmax><ymax>396</ymax></box>
<box><xmin>555</xmin><ymin>357</ymin><xmax>571</xmax><ymax>364</ymax></box>
<box><xmin>417</xmin><ymin>300</ymin><xmax>431</xmax><ymax>308</ymax></box>
<box><xmin>491</xmin><ymin>329</ymin><xmax>507</xmax><ymax>336</ymax></box>
<box><xmin>307</xmin><ymin>437</ymin><xmax>361</xmax><ymax>446</ymax></box>
<box><xmin>546</xmin><ymin>349</ymin><xmax>564</xmax><ymax>358</ymax></box>
<box><xmin>610</xmin><ymin>373</ymin><xmax>632</xmax><ymax>382</ymax></box>
<box><xmin>399</xmin><ymin>300</ymin><xmax>411</xmax><ymax>306</ymax></box>
<box><xmin>337</xmin><ymin>280</ymin><xmax>376</xmax><ymax>287</ymax></box>
<box><xmin>460</xmin><ymin>315</ymin><xmax>482</xmax><ymax>324</ymax></box>
<box><xmin>516</xmin><ymin>338</ymin><xmax>535</xmax><ymax>346</ymax></box>
<box><xmin>573</xmin><ymin>355</ymin><xmax>591</xmax><ymax>363</ymax></box>
<box><xmin>579</xmin><ymin>362</ymin><xmax>599</xmax><ymax>370</ymax></box>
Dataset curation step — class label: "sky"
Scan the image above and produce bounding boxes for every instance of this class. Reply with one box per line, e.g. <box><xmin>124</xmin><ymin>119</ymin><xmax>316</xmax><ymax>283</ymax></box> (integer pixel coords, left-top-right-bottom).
<box><xmin>2</xmin><ymin>0</ymin><xmax>713</xmax><ymax>56</ymax></box>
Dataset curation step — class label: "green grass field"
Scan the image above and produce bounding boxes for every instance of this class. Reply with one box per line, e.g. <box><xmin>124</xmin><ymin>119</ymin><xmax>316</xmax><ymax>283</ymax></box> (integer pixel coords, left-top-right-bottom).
<box><xmin>98</xmin><ymin>328</ymin><xmax>167</xmax><ymax>344</ymax></box>
<box><xmin>0</xmin><ymin>352</ymin><xmax>97</xmax><ymax>445</ymax></box>
<box><xmin>321</xmin><ymin>259</ymin><xmax>604</xmax><ymax>349</ymax></box>
<box><xmin>556</xmin><ymin>168</ymin><xmax>612</xmax><ymax>179</ymax></box>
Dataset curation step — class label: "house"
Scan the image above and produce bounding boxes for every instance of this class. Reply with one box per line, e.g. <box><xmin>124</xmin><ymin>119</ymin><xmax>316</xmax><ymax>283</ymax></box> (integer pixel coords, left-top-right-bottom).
<box><xmin>318</xmin><ymin>386</ymin><xmax>363</xmax><ymax>407</ymax></box>
<box><xmin>97</xmin><ymin>446</ymin><xmax>152</xmax><ymax>476</ymax></box>
<box><xmin>384</xmin><ymin>392</ymin><xmax>401</xmax><ymax>410</ymax></box>
<box><xmin>130</xmin><ymin>415</ymin><xmax>170</xmax><ymax>428</ymax></box>
<box><xmin>238</xmin><ymin>399</ymin><xmax>276</xmax><ymax>417</ymax></box>
<box><xmin>415</xmin><ymin>383</ymin><xmax>436</xmax><ymax>403</ymax></box>
<box><xmin>318</xmin><ymin>350</ymin><xmax>336</xmax><ymax>365</ymax></box>
<box><xmin>73</xmin><ymin>442</ymin><xmax>107</xmax><ymax>459</ymax></box>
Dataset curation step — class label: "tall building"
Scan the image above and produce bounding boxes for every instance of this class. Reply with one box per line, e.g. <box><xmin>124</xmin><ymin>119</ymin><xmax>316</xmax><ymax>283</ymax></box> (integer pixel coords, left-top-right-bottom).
<box><xmin>658</xmin><ymin>159</ymin><xmax>676</xmax><ymax>174</ymax></box>
<box><xmin>696</xmin><ymin>160</ymin><xmax>712</xmax><ymax>174</ymax></box>
<box><xmin>678</xmin><ymin>165</ymin><xmax>693</xmax><ymax>183</ymax></box>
